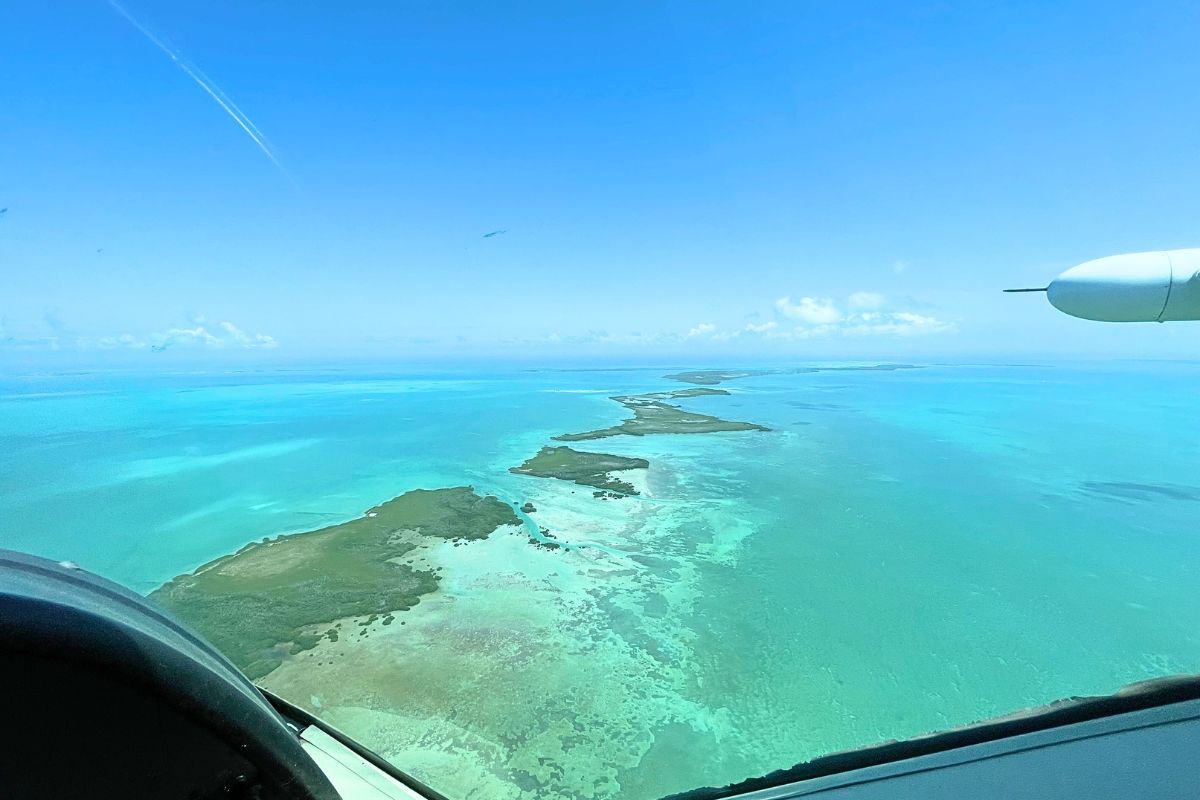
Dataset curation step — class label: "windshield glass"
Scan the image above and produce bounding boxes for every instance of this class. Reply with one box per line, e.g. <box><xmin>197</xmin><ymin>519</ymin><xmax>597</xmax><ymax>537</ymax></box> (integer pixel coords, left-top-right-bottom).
<box><xmin>3</xmin><ymin>3</ymin><xmax>1199</xmax><ymax>799</ymax></box>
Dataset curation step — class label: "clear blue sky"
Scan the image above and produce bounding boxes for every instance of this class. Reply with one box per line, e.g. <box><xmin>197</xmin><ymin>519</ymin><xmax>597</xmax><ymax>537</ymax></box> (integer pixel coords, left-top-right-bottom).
<box><xmin>3</xmin><ymin>0</ymin><xmax>1200</xmax><ymax>367</ymax></box>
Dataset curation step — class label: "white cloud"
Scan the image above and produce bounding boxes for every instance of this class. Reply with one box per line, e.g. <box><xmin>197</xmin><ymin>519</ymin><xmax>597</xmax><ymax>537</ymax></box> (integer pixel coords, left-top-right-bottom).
<box><xmin>673</xmin><ymin>291</ymin><xmax>952</xmax><ymax>345</ymax></box>
<box><xmin>512</xmin><ymin>329</ymin><xmax>684</xmax><ymax>347</ymax></box>
<box><xmin>775</xmin><ymin>296</ymin><xmax>842</xmax><ymax>325</ymax></box>
<box><xmin>757</xmin><ymin>291</ymin><xmax>954</xmax><ymax>340</ymax></box>
<box><xmin>708</xmin><ymin>320</ymin><xmax>782</xmax><ymax>341</ymax></box>
<box><xmin>149</xmin><ymin>325</ymin><xmax>222</xmax><ymax>351</ymax></box>
<box><xmin>75</xmin><ymin>319</ymin><xmax>279</xmax><ymax>352</ymax></box>
<box><xmin>219</xmin><ymin>320</ymin><xmax>277</xmax><ymax>349</ymax></box>
<box><xmin>95</xmin><ymin>333</ymin><xmax>148</xmax><ymax>349</ymax></box>
<box><xmin>892</xmin><ymin>259</ymin><xmax>910</xmax><ymax>274</ymax></box>
<box><xmin>848</xmin><ymin>291</ymin><xmax>886</xmax><ymax>310</ymax></box>
<box><xmin>790</xmin><ymin>310</ymin><xmax>954</xmax><ymax>339</ymax></box>
<box><xmin>841</xmin><ymin>311</ymin><xmax>954</xmax><ymax>337</ymax></box>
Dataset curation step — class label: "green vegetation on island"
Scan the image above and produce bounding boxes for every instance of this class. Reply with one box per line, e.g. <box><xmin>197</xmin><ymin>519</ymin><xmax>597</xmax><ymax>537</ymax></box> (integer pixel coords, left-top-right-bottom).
<box><xmin>150</xmin><ymin>487</ymin><xmax>519</xmax><ymax>679</ymax></box>
<box><xmin>510</xmin><ymin>445</ymin><xmax>649</xmax><ymax>495</ymax></box>
<box><xmin>531</xmin><ymin>526</ymin><xmax>563</xmax><ymax>550</ymax></box>
<box><xmin>553</xmin><ymin>389</ymin><xmax>769</xmax><ymax>441</ymax></box>
<box><xmin>665</xmin><ymin>369</ymin><xmax>771</xmax><ymax>385</ymax></box>
<box><xmin>665</xmin><ymin>387</ymin><xmax>732</xmax><ymax>398</ymax></box>
<box><xmin>666</xmin><ymin>365</ymin><xmax>921</xmax><ymax>386</ymax></box>
<box><xmin>795</xmin><ymin>363</ymin><xmax>919</xmax><ymax>373</ymax></box>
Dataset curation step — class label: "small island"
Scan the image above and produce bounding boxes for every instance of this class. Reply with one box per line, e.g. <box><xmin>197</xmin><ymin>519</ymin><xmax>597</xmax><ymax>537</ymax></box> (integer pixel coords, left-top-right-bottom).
<box><xmin>150</xmin><ymin>487</ymin><xmax>519</xmax><ymax>679</ymax></box>
<box><xmin>665</xmin><ymin>365</ymin><xmax>921</xmax><ymax>385</ymax></box>
<box><xmin>510</xmin><ymin>445</ymin><xmax>649</xmax><ymax>495</ymax></box>
<box><xmin>666</xmin><ymin>387</ymin><xmax>733</xmax><ymax>398</ymax></box>
<box><xmin>665</xmin><ymin>369</ymin><xmax>771</xmax><ymax>385</ymax></box>
<box><xmin>792</xmin><ymin>363</ymin><xmax>919</xmax><ymax>374</ymax></box>
<box><xmin>553</xmin><ymin>388</ymin><xmax>769</xmax><ymax>441</ymax></box>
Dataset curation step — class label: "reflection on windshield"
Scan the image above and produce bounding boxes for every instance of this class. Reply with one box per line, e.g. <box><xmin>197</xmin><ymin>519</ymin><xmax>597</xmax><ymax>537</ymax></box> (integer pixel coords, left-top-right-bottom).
<box><xmin>3</xmin><ymin>364</ymin><xmax>1199</xmax><ymax>798</ymax></box>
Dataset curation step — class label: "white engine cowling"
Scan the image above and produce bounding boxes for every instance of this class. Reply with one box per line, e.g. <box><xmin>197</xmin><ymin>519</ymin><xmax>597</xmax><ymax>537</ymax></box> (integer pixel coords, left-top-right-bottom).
<box><xmin>1047</xmin><ymin>248</ymin><xmax>1200</xmax><ymax>322</ymax></box>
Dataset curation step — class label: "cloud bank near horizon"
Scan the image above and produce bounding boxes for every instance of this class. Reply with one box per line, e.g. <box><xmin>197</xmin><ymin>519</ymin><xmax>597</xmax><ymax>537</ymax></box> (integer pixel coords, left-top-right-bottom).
<box><xmin>2</xmin><ymin>289</ymin><xmax>951</xmax><ymax>361</ymax></box>
<box><xmin>1</xmin><ymin>316</ymin><xmax>277</xmax><ymax>354</ymax></box>
<box><xmin>690</xmin><ymin>292</ymin><xmax>955</xmax><ymax>343</ymax></box>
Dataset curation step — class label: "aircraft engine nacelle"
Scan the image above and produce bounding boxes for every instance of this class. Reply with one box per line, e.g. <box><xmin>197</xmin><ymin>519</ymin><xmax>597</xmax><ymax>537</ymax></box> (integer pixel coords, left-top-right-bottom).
<box><xmin>1047</xmin><ymin>248</ymin><xmax>1200</xmax><ymax>322</ymax></box>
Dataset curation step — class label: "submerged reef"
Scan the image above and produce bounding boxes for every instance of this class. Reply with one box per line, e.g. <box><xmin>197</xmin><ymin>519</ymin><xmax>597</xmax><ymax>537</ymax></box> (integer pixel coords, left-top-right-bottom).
<box><xmin>510</xmin><ymin>445</ymin><xmax>649</xmax><ymax>495</ymax></box>
<box><xmin>1079</xmin><ymin>481</ymin><xmax>1200</xmax><ymax>502</ymax></box>
<box><xmin>150</xmin><ymin>487</ymin><xmax>518</xmax><ymax>679</ymax></box>
<box><xmin>554</xmin><ymin>388</ymin><xmax>769</xmax><ymax>441</ymax></box>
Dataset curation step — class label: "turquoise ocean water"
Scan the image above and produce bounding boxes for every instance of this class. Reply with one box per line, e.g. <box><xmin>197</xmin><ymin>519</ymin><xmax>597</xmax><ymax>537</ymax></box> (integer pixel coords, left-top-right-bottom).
<box><xmin>2</xmin><ymin>361</ymin><xmax>1199</xmax><ymax>797</ymax></box>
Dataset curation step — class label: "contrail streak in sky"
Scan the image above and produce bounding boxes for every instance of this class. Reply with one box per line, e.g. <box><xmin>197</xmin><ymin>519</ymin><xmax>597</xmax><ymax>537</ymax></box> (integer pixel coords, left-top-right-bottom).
<box><xmin>106</xmin><ymin>0</ymin><xmax>287</xmax><ymax>175</ymax></box>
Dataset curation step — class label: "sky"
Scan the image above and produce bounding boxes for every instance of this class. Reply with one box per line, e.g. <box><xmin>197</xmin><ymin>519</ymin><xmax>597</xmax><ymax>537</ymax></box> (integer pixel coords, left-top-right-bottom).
<box><xmin>3</xmin><ymin>0</ymin><xmax>1200</xmax><ymax>368</ymax></box>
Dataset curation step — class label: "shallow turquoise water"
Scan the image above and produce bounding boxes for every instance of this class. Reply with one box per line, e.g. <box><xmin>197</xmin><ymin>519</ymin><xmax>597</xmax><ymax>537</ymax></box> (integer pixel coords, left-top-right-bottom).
<box><xmin>0</xmin><ymin>367</ymin><xmax>669</xmax><ymax>591</ymax></box>
<box><xmin>2</xmin><ymin>361</ymin><xmax>1199</xmax><ymax>796</ymax></box>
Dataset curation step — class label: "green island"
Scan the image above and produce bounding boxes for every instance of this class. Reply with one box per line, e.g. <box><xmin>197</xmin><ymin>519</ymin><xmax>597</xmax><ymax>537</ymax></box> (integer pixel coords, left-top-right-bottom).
<box><xmin>553</xmin><ymin>388</ymin><xmax>769</xmax><ymax>441</ymax></box>
<box><xmin>667</xmin><ymin>387</ymin><xmax>733</xmax><ymax>398</ymax></box>
<box><xmin>150</xmin><ymin>487</ymin><xmax>519</xmax><ymax>679</ymax></box>
<box><xmin>665</xmin><ymin>369</ymin><xmax>772</xmax><ymax>385</ymax></box>
<box><xmin>510</xmin><ymin>445</ymin><xmax>650</xmax><ymax>495</ymax></box>
<box><xmin>666</xmin><ymin>365</ymin><xmax>920</xmax><ymax>386</ymax></box>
